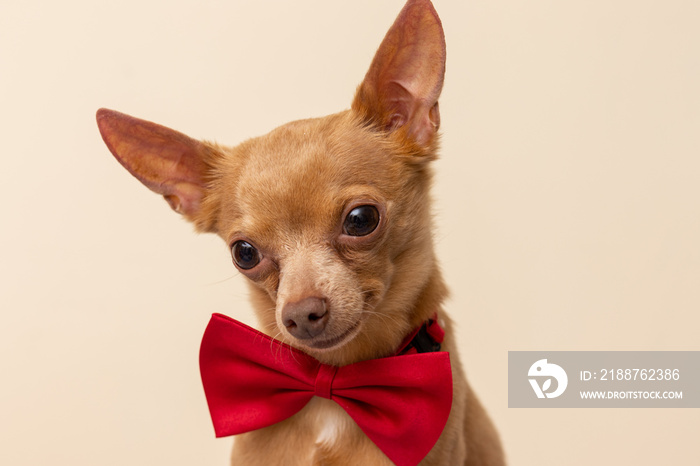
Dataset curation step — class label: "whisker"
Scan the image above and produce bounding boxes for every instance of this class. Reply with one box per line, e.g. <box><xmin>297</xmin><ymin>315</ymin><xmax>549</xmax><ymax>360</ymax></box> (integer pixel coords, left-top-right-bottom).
<box><xmin>202</xmin><ymin>274</ymin><xmax>239</xmax><ymax>286</ymax></box>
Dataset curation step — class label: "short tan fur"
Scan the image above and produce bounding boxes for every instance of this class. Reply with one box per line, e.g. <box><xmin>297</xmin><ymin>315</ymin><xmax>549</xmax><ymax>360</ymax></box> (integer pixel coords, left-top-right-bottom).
<box><xmin>97</xmin><ymin>1</ymin><xmax>505</xmax><ymax>464</ymax></box>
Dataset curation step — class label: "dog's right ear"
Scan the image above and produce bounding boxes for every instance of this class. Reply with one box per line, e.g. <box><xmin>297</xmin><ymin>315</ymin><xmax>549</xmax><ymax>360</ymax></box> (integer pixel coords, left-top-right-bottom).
<box><xmin>96</xmin><ymin>108</ymin><xmax>217</xmax><ymax>226</ymax></box>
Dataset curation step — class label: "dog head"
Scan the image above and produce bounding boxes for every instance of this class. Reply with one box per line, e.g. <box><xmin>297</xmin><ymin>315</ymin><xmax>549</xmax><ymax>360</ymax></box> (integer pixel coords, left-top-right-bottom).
<box><xmin>97</xmin><ymin>0</ymin><xmax>447</xmax><ymax>366</ymax></box>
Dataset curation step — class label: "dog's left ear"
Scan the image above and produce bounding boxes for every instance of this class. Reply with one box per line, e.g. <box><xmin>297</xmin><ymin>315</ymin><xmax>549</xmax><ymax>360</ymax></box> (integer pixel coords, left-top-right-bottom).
<box><xmin>352</xmin><ymin>0</ymin><xmax>446</xmax><ymax>149</ymax></box>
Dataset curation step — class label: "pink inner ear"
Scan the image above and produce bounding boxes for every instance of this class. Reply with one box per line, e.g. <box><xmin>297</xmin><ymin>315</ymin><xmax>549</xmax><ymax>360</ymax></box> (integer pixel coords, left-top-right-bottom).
<box><xmin>353</xmin><ymin>0</ymin><xmax>446</xmax><ymax>147</ymax></box>
<box><xmin>96</xmin><ymin>108</ymin><xmax>209</xmax><ymax>217</ymax></box>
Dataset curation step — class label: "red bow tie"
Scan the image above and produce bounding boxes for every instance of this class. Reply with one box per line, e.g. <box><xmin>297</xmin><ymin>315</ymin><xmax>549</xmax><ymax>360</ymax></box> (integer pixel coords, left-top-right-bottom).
<box><xmin>199</xmin><ymin>313</ymin><xmax>453</xmax><ymax>466</ymax></box>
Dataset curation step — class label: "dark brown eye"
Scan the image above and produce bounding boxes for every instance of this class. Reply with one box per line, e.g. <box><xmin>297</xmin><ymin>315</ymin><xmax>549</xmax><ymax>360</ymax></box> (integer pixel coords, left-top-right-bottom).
<box><xmin>231</xmin><ymin>240</ymin><xmax>261</xmax><ymax>270</ymax></box>
<box><xmin>343</xmin><ymin>205</ymin><xmax>380</xmax><ymax>237</ymax></box>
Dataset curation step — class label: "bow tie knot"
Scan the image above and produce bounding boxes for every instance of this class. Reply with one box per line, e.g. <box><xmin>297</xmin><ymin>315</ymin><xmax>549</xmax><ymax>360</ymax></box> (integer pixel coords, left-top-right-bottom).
<box><xmin>315</xmin><ymin>364</ymin><xmax>338</xmax><ymax>399</ymax></box>
<box><xmin>199</xmin><ymin>313</ymin><xmax>453</xmax><ymax>466</ymax></box>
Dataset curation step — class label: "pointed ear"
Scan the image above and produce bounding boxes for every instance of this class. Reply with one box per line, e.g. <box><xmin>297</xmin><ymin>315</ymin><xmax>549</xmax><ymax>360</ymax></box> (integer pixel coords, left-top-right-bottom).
<box><xmin>96</xmin><ymin>108</ymin><xmax>213</xmax><ymax>220</ymax></box>
<box><xmin>352</xmin><ymin>0</ymin><xmax>446</xmax><ymax>149</ymax></box>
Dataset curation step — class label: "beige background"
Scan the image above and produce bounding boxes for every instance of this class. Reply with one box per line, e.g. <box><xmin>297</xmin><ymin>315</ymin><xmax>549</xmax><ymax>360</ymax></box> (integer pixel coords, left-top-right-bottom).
<box><xmin>1</xmin><ymin>0</ymin><xmax>698</xmax><ymax>464</ymax></box>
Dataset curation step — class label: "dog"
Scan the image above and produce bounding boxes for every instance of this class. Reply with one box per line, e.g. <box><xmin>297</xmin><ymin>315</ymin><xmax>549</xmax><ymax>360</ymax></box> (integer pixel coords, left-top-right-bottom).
<box><xmin>96</xmin><ymin>0</ymin><xmax>505</xmax><ymax>464</ymax></box>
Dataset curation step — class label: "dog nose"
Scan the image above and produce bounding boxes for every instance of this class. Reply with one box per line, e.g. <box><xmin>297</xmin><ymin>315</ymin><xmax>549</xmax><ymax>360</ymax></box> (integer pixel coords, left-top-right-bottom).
<box><xmin>282</xmin><ymin>297</ymin><xmax>329</xmax><ymax>340</ymax></box>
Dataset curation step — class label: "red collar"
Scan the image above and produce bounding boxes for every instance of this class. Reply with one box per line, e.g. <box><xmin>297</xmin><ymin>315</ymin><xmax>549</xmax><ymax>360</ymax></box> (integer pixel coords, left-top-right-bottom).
<box><xmin>396</xmin><ymin>313</ymin><xmax>445</xmax><ymax>355</ymax></box>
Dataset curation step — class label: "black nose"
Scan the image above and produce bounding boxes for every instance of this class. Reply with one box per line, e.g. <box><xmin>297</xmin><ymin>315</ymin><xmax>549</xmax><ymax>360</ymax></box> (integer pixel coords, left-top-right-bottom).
<box><xmin>281</xmin><ymin>297</ymin><xmax>329</xmax><ymax>339</ymax></box>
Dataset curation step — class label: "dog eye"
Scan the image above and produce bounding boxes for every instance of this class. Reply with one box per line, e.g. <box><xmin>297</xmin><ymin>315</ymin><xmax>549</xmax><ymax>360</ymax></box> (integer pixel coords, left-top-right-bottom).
<box><xmin>231</xmin><ymin>240</ymin><xmax>261</xmax><ymax>270</ymax></box>
<box><xmin>343</xmin><ymin>205</ymin><xmax>380</xmax><ymax>237</ymax></box>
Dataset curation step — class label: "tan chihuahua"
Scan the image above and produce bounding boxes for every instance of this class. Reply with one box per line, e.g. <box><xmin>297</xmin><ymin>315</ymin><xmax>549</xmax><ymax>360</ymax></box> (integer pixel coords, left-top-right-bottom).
<box><xmin>97</xmin><ymin>0</ymin><xmax>504</xmax><ymax>464</ymax></box>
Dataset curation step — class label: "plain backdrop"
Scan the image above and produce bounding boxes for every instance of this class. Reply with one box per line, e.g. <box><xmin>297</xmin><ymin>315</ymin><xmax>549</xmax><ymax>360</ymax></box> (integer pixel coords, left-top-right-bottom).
<box><xmin>1</xmin><ymin>0</ymin><xmax>698</xmax><ymax>465</ymax></box>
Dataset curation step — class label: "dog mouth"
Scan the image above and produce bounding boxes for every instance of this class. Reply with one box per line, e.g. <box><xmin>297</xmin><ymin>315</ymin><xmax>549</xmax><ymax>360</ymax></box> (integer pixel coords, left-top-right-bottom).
<box><xmin>306</xmin><ymin>320</ymin><xmax>361</xmax><ymax>350</ymax></box>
